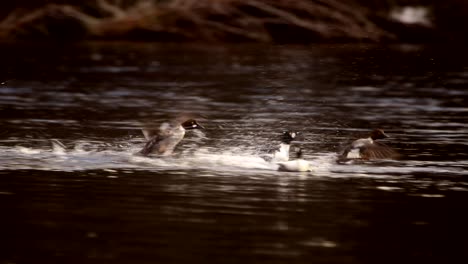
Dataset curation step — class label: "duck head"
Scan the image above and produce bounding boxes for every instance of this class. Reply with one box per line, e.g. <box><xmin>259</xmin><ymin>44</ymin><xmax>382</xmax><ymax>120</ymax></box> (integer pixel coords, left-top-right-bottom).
<box><xmin>370</xmin><ymin>129</ymin><xmax>388</xmax><ymax>140</ymax></box>
<box><xmin>281</xmin><ymin>131</ymin><xmax>299</xmax><ymax>144</ymax></box>
<box><xmin>181</xmin><ymin>119</ymin><xmax>205</xmax><ymax>130</ymax></box>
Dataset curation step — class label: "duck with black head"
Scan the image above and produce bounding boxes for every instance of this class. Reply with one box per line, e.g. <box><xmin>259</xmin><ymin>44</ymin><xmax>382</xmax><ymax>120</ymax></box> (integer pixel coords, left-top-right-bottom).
<box><xmin>339</xmin><ymin>128</ymin><xmax>400</xmax><ymax>161</ymax></box>
<box><xmin>267</xmin><ymin>131</ymin><xmax>299</xmax><ymax>163</ymax></box>
<box><xmin>138</xmin><ymin>118</ymin><xmax>204</xmax><ymax>157</ymax></box>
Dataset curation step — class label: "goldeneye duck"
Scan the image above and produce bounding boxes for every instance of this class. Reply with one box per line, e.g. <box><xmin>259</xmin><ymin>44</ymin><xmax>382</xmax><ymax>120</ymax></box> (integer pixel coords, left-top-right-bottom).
<box><xmin>277</xmin><ymin>148</ymin><xmax>311</xmax><ymax>172</ymax></box>
<box><xmin>264</xmin><ymin>131</ymin><xmax>298</xmax><ymax>163</ymax></box>
<box><xmin>339</xmin><ymin>129</ymin><xmax>399</xmax><ymax>161</ymax></box>
<box><xmin>138</xmin><ymin>119</ymin><xmax>204</xmax><ymax>156</ymax></box>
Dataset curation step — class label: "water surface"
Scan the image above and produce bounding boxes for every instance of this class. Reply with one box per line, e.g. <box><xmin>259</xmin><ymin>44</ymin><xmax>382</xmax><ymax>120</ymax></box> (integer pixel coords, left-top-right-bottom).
<box><xmin>1</xmin><ymin>42</ymin><xmax>468</xmax><ymax>263</ymax></box>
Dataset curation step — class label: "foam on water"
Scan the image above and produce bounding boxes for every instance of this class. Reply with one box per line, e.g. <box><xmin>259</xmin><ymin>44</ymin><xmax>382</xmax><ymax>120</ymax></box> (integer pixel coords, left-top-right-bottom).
<box><xmin>1</xmin><ymin>139</ymin><xmax>466</xmax><ymax>179</ymax></box>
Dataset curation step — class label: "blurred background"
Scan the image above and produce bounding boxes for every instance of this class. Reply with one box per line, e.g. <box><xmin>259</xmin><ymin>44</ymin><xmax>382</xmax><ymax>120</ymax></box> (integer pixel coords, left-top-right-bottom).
<box><xmin>0</xmin><ymin>0</ymin><xmax>467</xmax><ymax>43</ymax></box>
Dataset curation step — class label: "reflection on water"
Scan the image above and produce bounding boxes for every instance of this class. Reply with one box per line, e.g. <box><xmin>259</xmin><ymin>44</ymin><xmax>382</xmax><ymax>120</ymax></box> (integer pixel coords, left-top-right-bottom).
<box><xmin>1</xmin><ymin>43</ymin><xmax>468</xmax><ymax>263</ymax></box>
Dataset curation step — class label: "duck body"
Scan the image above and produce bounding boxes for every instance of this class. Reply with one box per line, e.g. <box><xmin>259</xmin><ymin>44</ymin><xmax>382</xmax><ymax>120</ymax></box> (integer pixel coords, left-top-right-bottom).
<box><xmin>139</xmin><ymin>119</ymin><xmax>204</xmax><ymax>156</ymax></box>
<box><xmin>277</xmin><ymin>148</ymin><xmax>311</xmax><ymax>172</ymax></box>
<box><xmin>339</xmin><ymin>129</ymin><xmax>399</xmax><ymax>161</ymax></box>
<box><xmin>264</xmin><ymin>131</ymin><xmax>298</xmax><ymax>163</ymax></box>
<box><xmin>344</xmin><ymin>137</ymin><xmax>374</xmax><ymax>159</ymax></box>
<box><xmin>272</xmin><ymin>143</ymin><xmax>291</xmax><ymax>162</ymax></box>
<box><xmin>261</xmin><ymin>131</ymin><xmax>312</xmax><ymax>172</ymax></box>
<box><xmin>277</xmin><ymin>159</ymin><xmax>311</xmax><ymax>172</ymax></box>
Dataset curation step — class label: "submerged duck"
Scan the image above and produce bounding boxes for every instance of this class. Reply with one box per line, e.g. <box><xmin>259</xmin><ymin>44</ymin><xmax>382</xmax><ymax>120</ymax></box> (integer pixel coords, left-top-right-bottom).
<box><xmin>339</xmin><ymin>129</ymin><xmax>399</xmax><ymax>161</ymax></box>
<box><xmin>277</xmin><ymin>148</ymin><xmax>311</xmax><ymax>172</ymax></box>
<box><xmin>139</xmin><ymin>118</ymin><xmax>204</xmax><ymax>156</ymax></box>
<box><xmin>265</xmin><ymin>131</ymin><xmax>298</xmax><ymax>163</ymax></box>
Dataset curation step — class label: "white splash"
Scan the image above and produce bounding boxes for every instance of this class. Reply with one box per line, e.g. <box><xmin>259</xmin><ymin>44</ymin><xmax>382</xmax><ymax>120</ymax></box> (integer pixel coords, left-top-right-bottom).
<box><xmin>1</xmin><ymin>140</ymin><xmax>466</xmax><ymax>181</ymax></box>
<box><xmin>390</xmin><ymin>6</ymin><xmax>432</xmax><ymax>26</ymax></box>
<box><xmin>15</xmin><ymin>146</ymin><xmax>41</xmax><ymax>154</ymax></box>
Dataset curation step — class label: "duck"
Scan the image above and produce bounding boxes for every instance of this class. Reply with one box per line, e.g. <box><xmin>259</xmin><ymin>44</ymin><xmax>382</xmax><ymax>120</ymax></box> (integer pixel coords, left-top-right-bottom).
<box><xmin>339</xmin><ymin>129</ymin><xmax>399</xmax><ymax>161</ymax></box>
<box><xmin>262</xmin><ymin>131</ymin><xmax>298</xmax><ymax>163</ymax></box>
<box><xmin>273</xmin><ymin>131</ymin><xmax>298</xmax><ymax>162</ymax></box>
<box><xmin>138</xmin><ymin>118</ymin><xmax>204</xmax><ymax>156</ymax></box>
<box><xmin>277</xmin><ymin>148</ymin><xmax>311</xmax><ymax>172</ymax></box>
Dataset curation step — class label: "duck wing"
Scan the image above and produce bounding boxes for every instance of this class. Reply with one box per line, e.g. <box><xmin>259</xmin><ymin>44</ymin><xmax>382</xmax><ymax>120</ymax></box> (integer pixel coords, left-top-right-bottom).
<box><xmin>139</xmin><ymin>122</ymin><xmax>176</xmax><ymax>156</ymax></box>
<box><xmin>139</xmin><ymin>134</ymin><xmax>167</xmax><ymax>156</ymax></box>
<box><xmin>360</xmin><ymin>142</ymin><xmax>400</xmax><ymax>160</ymax></box>
<box><xmin>340</xmin><ymin>144</ymin><xmax>353</xmax><ymax>158</ymax></box>
<box><xmin>142</xmin><ymin>129</ymin><xmax>157</xmax><ymax>141</ymax></box>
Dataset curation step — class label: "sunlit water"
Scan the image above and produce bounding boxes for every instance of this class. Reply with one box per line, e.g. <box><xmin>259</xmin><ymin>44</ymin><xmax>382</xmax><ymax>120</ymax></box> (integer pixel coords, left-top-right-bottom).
<box><xmin>1</xmin><ymin>42</ymin><xmax>468</xmax><ymax>263</ymax></box>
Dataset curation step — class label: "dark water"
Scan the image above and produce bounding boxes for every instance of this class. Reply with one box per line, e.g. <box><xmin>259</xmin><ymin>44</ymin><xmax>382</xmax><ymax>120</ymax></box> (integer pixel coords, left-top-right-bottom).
<box><xmin>1</xmin><ymin>42</ymin><xmax>468</xmax><ymax>264</ymax></box>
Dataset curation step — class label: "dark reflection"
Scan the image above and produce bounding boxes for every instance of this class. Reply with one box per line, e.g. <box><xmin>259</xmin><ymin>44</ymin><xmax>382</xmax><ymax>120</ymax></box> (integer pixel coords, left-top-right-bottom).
<box><xmin>1</xmin><ymin>43</ymin><xmax>468</xmax><ymax>263</ymax></box>
<box><xmin>3</xmin><ymin>170</ymin><xmax>468</xmax><ymax>263</ymax></box>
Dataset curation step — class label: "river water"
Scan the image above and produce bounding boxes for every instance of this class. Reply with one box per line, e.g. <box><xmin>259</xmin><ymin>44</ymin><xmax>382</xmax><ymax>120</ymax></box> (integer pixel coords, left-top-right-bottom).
<box><xmin>0</xmin><ymin>42</ymin><xmax>467</xmax><ymax>263</ymax></box>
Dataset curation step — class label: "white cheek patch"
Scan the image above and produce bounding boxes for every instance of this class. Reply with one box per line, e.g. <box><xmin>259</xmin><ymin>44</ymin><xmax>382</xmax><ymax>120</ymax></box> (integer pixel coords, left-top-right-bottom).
<box><xmin>291</xmin><ymin>132</ymin><xmax>296</xmax><ymax>138</ymax></box>
<box><xmin>192</xmin><ymin>124</ymin><xmax>197</xmax><ymax>128</ymax></box>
